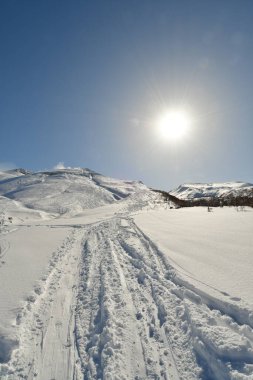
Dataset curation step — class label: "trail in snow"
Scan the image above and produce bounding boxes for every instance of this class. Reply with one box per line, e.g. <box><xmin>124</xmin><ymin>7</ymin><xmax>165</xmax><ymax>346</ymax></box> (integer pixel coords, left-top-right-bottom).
<box><xmin>0</xmin><ymin>238</ymin><xmax>9</xmax><ymax>266</ymax></box>
<box><xmin>75</xmin><ymin>219</ymin><xmax>184</xmax><ymax>380</ymax></box>
<box><xmin>1</xmin><ymin>227</ymin><xmax>82</xmax><ymax>379</ymax></box>
<box><xmin>1</xmin><ymin>214</ymin><xmax>253</xmax><ymax>379</ymax></box>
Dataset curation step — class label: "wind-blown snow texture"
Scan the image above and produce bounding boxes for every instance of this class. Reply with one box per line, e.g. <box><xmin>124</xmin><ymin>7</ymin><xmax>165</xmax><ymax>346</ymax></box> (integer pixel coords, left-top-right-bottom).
<box><xmin>0</xmin><ymin>169</ymin><xmax>253</xmax><ymax>380</ymax></box>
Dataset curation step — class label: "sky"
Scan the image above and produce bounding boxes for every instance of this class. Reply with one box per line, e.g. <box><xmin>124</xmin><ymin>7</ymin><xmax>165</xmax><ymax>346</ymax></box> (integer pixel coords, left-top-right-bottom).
<box><xmin>0</xmin><ymin>0</ymin><xmax>253</xmax><ymax>190</ymax></box>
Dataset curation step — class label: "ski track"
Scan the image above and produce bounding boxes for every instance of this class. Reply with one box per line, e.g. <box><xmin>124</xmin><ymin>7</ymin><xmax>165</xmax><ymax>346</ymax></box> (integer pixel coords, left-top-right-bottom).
<box><xmin>0</xmin><ymin>238</ymin><xmax>10</xmax><ymax>267</ymax></box>
<box><xmin>0</xmin><ymin>227</ymin><xmax>83</xmax><ymax>380</ymax></box>
<box><xmin>1</xmin><ymin>216</ymin><xmax>253</xmax><ymax>379</ymax></box>
<box><xmin>0</xmin><ymin>226</ymin><xmax>17</xmax><ymax>268</ymax></box>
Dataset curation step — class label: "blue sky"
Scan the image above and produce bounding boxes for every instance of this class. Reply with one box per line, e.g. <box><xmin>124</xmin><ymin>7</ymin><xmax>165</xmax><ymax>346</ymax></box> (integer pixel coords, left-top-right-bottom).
<box><xmin>1</xmin><ymin>0</ymin><xmax>253</xmax><ymax>189</ymax></box>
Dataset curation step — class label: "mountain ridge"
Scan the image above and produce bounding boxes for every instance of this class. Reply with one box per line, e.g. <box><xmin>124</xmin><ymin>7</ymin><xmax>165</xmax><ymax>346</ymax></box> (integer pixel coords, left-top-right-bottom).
<box><xmin>170</xmin><ymin>181</ymin><xmax>253</xmax><ymax>199</ymax></box>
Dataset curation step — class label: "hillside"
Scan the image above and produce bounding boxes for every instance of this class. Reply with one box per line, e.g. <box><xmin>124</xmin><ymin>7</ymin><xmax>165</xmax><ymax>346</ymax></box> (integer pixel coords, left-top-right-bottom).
<box><xmin>170</xmin><ymin>181</ymin><xmax>253</xmax><ymax>207</ymax></box>
<box><xmin>170</xmin><ymin>181</ymin><xmax>253</xmax><ymax>200</ymax></box>
<box><xmin>0</xmin><ymin>168</ymin><xmax>150</xmax><ymax>219</ymax></box>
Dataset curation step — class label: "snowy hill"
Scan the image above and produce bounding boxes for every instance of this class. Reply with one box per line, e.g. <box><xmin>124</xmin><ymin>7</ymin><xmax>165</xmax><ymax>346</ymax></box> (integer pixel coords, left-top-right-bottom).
<box><xmin>0</xmin><ymin>169</ymin><xmax>30</xmax><ymax>181</ymax></box>
<box><xmin>170</xmin><ymin>181</ymin><xmax>253</xmax><ymax>203</ymax></box>
<box><xmin>0</xmin><ymin>168</ymin><xmax>149</xmax><ymax>218</ymax></box>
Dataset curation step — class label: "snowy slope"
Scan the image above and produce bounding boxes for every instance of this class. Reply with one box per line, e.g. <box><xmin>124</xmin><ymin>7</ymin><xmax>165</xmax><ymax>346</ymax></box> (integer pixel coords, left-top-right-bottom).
<box><xmin>0</xmin><ymin>168</ymin><xmax>149</xmax><ymax>217</ymax></box>
<box><xmin>0</xmin><ymin>169</ymin><xmax>30</xmax><ymax>182</ymax></box>
<box><xmin>170</xmin><ymin>181</ymin><xmax>253</xmax><ymax>200</ymax></box>
<box><xmin>0</xmin><ymin>196</ymin><xmax>52</xmax><ymax>222</ymax></box>
<box><xmin>0</xmin><ymin>169</ymin><xmax>253</xmax><ymax>380</ymax></box>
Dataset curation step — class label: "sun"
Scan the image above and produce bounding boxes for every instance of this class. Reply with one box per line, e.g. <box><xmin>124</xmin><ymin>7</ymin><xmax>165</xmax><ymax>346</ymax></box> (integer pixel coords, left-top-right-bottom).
<box><xmin>157</xmin><ymin>110</ymin><xmax>191</xmax><ymax>141</ymax></box>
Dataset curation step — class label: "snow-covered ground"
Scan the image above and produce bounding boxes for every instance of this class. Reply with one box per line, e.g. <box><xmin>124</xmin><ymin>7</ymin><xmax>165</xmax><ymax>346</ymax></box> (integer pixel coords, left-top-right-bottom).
<box><xmin>0</xmin><ymin>169</ymin><xmax>253</xmax><ymax>379</ymax></box>
<box><xmin>135</xmin><ymin>207</ymin><xmax>253</xmax><ymax>305</ymax></box>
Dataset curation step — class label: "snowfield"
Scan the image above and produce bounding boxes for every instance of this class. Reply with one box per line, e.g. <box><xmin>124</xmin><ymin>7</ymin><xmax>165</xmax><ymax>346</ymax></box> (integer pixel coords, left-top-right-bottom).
<box><xmin>135</xmin><ymin>208</ymin><xmax>253</xmax><ymax>305</ymax></box>
<box><xmin>0</xmin><ymin>169</ymin><xmax>253</xmax><ymax>379</ymax></box>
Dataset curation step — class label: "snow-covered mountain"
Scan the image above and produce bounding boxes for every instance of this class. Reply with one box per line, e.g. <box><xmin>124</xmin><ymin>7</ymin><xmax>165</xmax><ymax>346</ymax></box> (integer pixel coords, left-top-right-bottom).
<box><xmin>170</xmin><ymin>181</ymin><xmax>253</xmax><ymax>201</ymax></box>
<box><xmin>0</xmin><ymin>168</ymin><xmax>149</xmax><ymax>218</ymax></box>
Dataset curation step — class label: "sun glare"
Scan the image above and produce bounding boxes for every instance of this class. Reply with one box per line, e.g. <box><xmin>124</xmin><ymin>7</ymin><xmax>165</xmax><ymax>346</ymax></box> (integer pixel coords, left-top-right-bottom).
<box><xmin>157</xmin><ymin>110</ymin><xmax>191</xmax><ymax>141</ymax></box>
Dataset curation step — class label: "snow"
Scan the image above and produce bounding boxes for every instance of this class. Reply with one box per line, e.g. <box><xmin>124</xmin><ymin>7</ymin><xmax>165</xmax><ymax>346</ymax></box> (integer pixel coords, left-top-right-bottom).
<box><xmin>0</xmin><ymin>168</ymin><xmax>253</xmax><ymax>379</ymax></box>
<box><xmin>0</xmin><ymin>168</ymin><xmax>149</xmax><ymax>217</ymax></box>
<box><xmin>0</xmin><ymin>225</ymin><xmax>71</xmax><ymax>360</ymax></box>
<box><xmin>170</xmin><ymin>181</ymin><xmax>253</xmax><ymax>200</ymax></box>
<box><xmin>134</xmin><ymin>207</ymin><xmax>253</xmax><ymax>305</ymax></box>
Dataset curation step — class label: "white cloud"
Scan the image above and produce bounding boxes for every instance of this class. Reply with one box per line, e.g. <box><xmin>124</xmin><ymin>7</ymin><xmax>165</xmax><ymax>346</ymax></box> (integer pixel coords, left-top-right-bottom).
<box><xmin>52</xmin><ymin>162</ymin><xmax>82</xmax><ymax>171</ymax></box>
<box><xmin>53</xmin><ymin>162</ymin><xmax>66</xmax><ymax>170</ymax></box>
